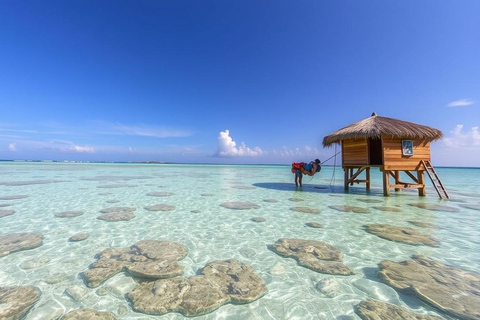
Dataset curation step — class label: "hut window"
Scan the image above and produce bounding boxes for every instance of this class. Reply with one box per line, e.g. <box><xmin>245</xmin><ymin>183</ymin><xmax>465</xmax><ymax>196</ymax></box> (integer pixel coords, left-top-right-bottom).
<box><xmin>402</xmin><ymin>140</ymin><xmax>413</xmax><ymax>156</ymax></box>
<box><xmin>368</xmin><ymin>138</ymin><xmax>383</xmax><ymax>165</ymax></box>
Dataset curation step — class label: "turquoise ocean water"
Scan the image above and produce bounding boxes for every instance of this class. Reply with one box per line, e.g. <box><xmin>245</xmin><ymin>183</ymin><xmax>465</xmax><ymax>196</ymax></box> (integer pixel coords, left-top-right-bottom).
<box><xmin>0</xmin><ymin>162</ymin><xmax>479</xmax><ymax>319</ymax></box>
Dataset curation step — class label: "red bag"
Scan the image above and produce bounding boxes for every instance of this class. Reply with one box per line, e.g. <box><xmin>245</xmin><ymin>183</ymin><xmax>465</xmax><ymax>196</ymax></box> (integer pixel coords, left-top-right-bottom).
<box><xmin>291</xmin><ymin>162</ymin><xmax>305</xmax><ymax>173</ymax></box>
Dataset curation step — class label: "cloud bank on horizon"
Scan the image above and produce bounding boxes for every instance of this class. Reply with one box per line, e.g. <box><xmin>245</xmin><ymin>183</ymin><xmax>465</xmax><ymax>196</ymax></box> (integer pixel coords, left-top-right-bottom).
<box><xmin>71</xmin><ymin>144</ymin><xmax>95</xmax><ymax>153</ymax></box>
<box><xmin>2</xmin><ymin>123</ymin><xmax>479</xmax><ymax>166</ymax></box>
<box><xmin>443</xmin><ymin>125</ymin><xmax>480</xmax><ymax>148</ymax></box>
<box><xmin>213</xmin><ymin>130</ymin><xmax>323</xmax><ymax>161</ymax></box>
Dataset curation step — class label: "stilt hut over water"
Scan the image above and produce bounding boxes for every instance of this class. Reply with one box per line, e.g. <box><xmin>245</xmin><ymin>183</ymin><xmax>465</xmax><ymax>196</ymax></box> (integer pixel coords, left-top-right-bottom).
<box><xmin>323</xmin><ymin>113</ymin><xmax>448</xmax><ymax>198</ymax></box>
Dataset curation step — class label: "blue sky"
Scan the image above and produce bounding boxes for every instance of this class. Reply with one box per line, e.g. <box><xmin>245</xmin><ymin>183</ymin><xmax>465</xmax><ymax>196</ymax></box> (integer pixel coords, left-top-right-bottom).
<box><xmin>1</xmin><ymin>1</ymin><xmax>479</xmax><ymax>166</ymax></box>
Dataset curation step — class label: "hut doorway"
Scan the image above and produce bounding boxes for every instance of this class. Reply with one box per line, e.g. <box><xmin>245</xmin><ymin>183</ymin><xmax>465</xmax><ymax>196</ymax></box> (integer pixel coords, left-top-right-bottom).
<box><xmin>368</xmin><ymin>138</ymin><xmax>383</xmax><ymax>165</ymax></box>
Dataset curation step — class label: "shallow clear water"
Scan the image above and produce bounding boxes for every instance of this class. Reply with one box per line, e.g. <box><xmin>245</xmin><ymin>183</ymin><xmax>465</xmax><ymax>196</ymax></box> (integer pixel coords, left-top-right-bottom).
<box><xmin>0</xmin><ymin>162</ymin><xmax>479</xmax><ymax>319</ymax></box>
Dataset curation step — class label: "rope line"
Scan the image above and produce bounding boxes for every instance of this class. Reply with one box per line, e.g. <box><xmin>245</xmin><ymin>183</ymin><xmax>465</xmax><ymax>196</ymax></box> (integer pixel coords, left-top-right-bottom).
<box><xmin>330</xmin><ymin>145</ymin><xmax>339</xmax><ymax>186</ymax></box>
<box><xmin>322</xmin><ymin>150</ymin><xmax>341</xmax><ymax>164</ymax></box>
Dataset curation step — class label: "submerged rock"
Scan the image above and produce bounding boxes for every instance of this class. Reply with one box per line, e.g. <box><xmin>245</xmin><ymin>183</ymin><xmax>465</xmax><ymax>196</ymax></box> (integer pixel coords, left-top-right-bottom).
<box><xmin>0</xmin><ymin>195</ymin><xmax>28</xmax><ymax>200</ymax></box>
<box><xmin>97</xmin><ymin>213</ymin><xmax>135</xmax><ymax>222</ymax></box>
<box><xmin>364</xmin><ymin>224</ymin><xmax>439</xmax><ymax>247</ymax></box>
<box><xmin>263</xmin><ymin>199</ymin><xmax>278</xmax><ymax>203</ymax></box>
<box><xmin>61</xmin><ymin>309</ymin><xmax>117</xmax><ymax>319</ymax></box>
<box><xmin>146</xmin><ymin>192</ymin><xmax>174</xmax><ymax>197</ymax></box>
<box><xmin>1</xmin><ymin>180</ymin><xmax>66</xmax><ymax>186</ymax></box>
<box><xmin>144</xmin><ymin>204</ymin><xmax>176</xmax><ymax>212</ymax></box>
<box><xmin>251</xmin><ymin>217</ymin><xmax>265</xmax><ymax>222</ymax></box>
<box><xmin>0</xmin><ymin>232</ymin><xmax>43</xmax><ymax>257</ymax></box>
<box><xmin>0</xmin><ymin>286</ymin><xmax>42</xmax><ymax>320</ymax></box>
<box><xmin>306</xmin><ymin>222</ymin><xmax>323</xmax><ymax>228</ymax></box>
<box><xmin>220</xmin><ymin>202</ymin><xmax>260</xmax><ymax>210</ymax></box>
<box><xmin>329</xmin><ymin>205</ymin><xmax>370</xmax><ymax>214</ymax></box>
<box><xmin>55</xmin><ymin>211</ymin><xmax>84</xmax><ymax>218</ymax></box>
<box><xmin>357</xmin><ymin>199</ymin><xmax>383</xmax><ymax>203</ymax></box>
<box><xmin>69</xmin><ymin>233</ymin><xmax>90</xmax><ymax>242</ymax></box>
<box><xmin>378</xmin><ymin>255</ymin><xmax>480</xmax><ymax>320</ymax></box>
<box><xmin>355</xmin><ymin>300</ymin><xmax>442</xmax><ymax>320</ymax></box>
<box><xmin>97</xmin><ymin>184</ymin><xmax>136</xmax><ymax>189</ymax></box>
<box><xmin>290</xmin><ymin>207</ymin><xmax>320</xmax><ymax>214</ymax></box>
<box><xmin>372</xmin><ymin>206</ymin><xmax>402</xmax><ymax>213</ymax></box>
<box><xmin>128</xmin><ymin>259</ymin><xmax>267</xmax><ymax>317</ymax></box>
<box><xmin>83</xmin><ymin>240</ymin><xmax>188</xmax><ymax>288</ymax></box>
<box><xmin>0</xmin><ymin>209</ymin><xmax>15</xmax><ymax>218</ymax></box>
<box><xmin>99</xmin><ymin>207</ymin><xmax>135</xmax><ymax>214</ymax></box>
<box><xmin>409</xmin><ymin>203</ymin><xmax>460</xmax><ymax>212</ymax></box>
<box><xmin>271</xmin><ymin>238</ymin><xmax>354</xmax><ymax>275</ymax></box>
<box><xmin>98</xmin><ymin>207</ymin><xmax>136</xmax><ymax>221</ymax></box>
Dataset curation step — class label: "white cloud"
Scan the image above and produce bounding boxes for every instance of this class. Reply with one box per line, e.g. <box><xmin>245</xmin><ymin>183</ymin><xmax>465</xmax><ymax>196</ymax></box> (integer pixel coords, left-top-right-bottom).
<box><xmin>272</xmin><ymin>145</ymin><xmax>320</xmax><ymax>158</ymax></box>
<box><xmin>8</xmin><ymin>142</ymin><xmax>16</xmax><ymax>151</ymax></box>
<box><xmin>443</xmin><ymin>125</ymin><xmax>480</xmax><ymax>148</ymax></box>
<box><xmin>447</xmin><ymin>99</ymin><xmax>474</xmax><ymax>107</ymax></box>
<box><xmin>214</xmin><ymin>130</ymin><xmax>263</xmax><ymax>157</ymax></box>
<box><xmin>283</xmin><ymin>146</ymin><xmax>300</xmax><ymax>157</ymax></box>
<box><xmin>71</xmin><ymin>144</ymin><xmax>95</xmax><ymax>153</ymax></box>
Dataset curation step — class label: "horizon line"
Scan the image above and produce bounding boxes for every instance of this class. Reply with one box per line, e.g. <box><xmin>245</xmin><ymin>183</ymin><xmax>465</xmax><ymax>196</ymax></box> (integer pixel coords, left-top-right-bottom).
<box><xmin>0</xmin><ymin>159</ymin><xmax>478</xmax><ymax>170</ymax></box>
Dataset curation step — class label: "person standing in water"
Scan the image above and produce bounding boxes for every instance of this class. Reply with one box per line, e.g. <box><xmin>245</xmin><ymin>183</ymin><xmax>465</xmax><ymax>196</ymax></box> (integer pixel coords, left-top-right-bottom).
<box><xmin>291</xmin><ymin>159</ymin><xmax>321</xmax><ymax>188</ymax></box>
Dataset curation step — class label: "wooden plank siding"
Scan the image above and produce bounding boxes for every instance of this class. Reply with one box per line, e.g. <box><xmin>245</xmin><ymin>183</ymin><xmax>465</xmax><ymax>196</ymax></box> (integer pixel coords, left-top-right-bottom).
<box><xmin>382</xmin><ymin>136</ymin><xmax>430</xmax><ymax>171</ymax></box>
<box><xmin>342</xmin><ymin>139</ymin><xmax>368</xmax><ymax>165</ymax></box>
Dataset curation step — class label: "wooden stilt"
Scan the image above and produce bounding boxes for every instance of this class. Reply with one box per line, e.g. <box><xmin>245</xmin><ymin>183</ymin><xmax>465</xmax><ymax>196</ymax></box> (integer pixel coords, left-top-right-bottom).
<box><xmin>394</xmin><ymin>170</ymin><xmax>401</xmax><ymax>192</ymax></box>
<box><xmin>344</xmin><ymin>169</ymin><xmax>349</xmax><ymax>191</ymax></box>
<box><xmin>349</xmin><ymin>168</ymin><xmax>354</xmax><ymax>186</ymax></box>
<box><xmin>366</xmin><ymin>167</ymin><xmax>371</xmax><ymax>191</ymax></box>
<box><xmin>383</xmin><ymin>170</ymin><xmax>390</xmax><ymax>196</ymax></box>
<box><xmin>418</xmin><ymin>170</ymin><xmax>426</xmax><ymax>196</ymax></box>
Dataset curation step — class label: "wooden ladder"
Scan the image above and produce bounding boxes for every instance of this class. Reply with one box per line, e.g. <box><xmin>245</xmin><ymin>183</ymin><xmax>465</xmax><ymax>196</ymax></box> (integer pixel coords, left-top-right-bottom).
<box><xmin>421</xmin><ymin>160</ymin><xmax>449</xmax><ymax>199</ymax></box>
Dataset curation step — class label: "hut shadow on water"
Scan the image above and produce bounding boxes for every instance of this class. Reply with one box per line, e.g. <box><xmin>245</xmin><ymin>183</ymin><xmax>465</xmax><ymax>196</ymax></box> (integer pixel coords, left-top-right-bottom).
<box><xmin>252</xmin><ymin>182</ymin><xmax>344</xmax><ymax>194</ymax></box>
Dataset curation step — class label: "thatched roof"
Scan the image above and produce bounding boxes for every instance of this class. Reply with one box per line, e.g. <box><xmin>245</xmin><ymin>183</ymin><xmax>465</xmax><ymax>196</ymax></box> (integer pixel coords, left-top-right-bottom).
<box><xmin>323</xmin><ymin>113</ymin><xmax>443</xmax><ymax>147</ymax></box>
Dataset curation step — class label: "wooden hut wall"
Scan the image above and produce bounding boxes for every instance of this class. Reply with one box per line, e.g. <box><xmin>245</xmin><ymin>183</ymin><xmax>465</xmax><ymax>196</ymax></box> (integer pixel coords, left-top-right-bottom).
<box><xmin>382</xmin><ymin>136</ymin><xmax>430</xmax><ymax>171</ymax></box>
<box><xmin>342</xmin><ymin>139</ymin><xmax>368</xmax><ymax>165</ymax></box>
